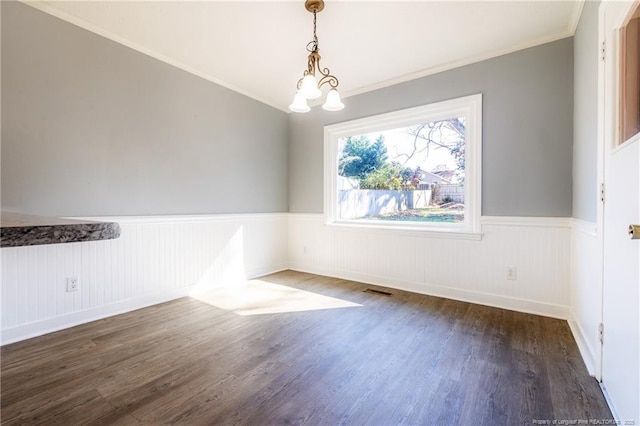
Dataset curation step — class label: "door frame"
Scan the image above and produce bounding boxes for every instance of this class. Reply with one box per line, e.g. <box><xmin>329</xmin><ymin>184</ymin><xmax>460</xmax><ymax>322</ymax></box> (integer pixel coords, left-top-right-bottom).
<box><xmin>595</xmin><ymin>0</ymin><xmax>606</xmax><ymax>383</ymax></box>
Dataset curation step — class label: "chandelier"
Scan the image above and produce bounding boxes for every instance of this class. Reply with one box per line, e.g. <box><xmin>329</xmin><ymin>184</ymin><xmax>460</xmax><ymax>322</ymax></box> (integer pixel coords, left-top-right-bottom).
<box><xmin>289</xmin><ymin>0</ymin><xmax>344</xmax><ymax>113</ymax></box>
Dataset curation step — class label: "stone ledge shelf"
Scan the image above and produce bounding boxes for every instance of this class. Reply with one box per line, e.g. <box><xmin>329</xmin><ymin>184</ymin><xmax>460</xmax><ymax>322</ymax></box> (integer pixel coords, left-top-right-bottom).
<box><xmin>1</xmin><ymin>212</ymin><xmax>121</xmax><ymax>248</ymax></box>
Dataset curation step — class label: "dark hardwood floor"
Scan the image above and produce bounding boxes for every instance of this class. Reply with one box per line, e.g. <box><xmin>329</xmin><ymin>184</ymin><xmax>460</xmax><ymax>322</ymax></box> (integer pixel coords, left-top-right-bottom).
<box><xmin>1</xmin><ymin>271</ymin><xmax>613</xmax><ymax>425</ymax></box>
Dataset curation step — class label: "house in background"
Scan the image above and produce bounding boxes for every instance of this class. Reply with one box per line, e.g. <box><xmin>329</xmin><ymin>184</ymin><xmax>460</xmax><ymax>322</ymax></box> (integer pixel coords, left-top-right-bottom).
<box><xmin>429</xmin><ymin>167</ymin><xmax>457</xmax><ymax>184</ymax></box>
<box><xmin>418</xmin><ymin>169</ymin><xmax>452</xmax><ymax>185</ymax></box>
<box><xmin>1</xmin><ymin>0</ymin><xmax>638</xmax><ymax>423</ymax></box>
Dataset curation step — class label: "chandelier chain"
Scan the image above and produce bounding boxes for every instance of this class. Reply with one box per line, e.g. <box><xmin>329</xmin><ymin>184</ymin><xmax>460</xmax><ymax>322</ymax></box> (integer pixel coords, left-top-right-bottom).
<box><xmin>307</xmin><ymin>11</ymin><xmax>318</xmax><ymax>52</ymax></box>
<box><xmin>314</xmin><ymin>11</ymin><xmax>317</xmax><ymax>44</ymax></box>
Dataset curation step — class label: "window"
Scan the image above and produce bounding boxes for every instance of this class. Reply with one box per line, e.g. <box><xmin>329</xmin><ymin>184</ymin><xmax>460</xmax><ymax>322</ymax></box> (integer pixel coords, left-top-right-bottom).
<box><xmin>324</xmin><ymin>94</ymin><xmax>482</xmax><ymax>237</ymax></box>
<box><xmin>620</xmin><ymin>4</ymin><xmax>640</xmax><ymax>144</ymax></box>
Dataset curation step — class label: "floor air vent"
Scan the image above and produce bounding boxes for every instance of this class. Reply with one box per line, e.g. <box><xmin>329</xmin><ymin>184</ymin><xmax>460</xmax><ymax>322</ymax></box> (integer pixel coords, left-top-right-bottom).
<box><xmin>363</xmin><ymin>288</ymin><xmax>392</xmax><ymax>296</ymax></box>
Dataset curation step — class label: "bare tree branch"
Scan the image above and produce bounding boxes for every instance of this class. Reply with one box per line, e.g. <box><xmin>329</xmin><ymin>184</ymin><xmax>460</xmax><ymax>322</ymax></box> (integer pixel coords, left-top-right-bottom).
<box><xmin>400</xmin><ymin>119</ymin><xmax>466</xmax><ymax>182</ymax></box>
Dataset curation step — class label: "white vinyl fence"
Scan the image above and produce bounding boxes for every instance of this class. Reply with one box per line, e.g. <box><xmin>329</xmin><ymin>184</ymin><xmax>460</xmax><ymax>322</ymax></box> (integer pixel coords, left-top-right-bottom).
<box><xmin>435</xmin><ymin>184</ymin><xmax>464</xmax><ymax>203</ymax></box>
<box><xmin>338</xmin><ymin>189</ymin><xmax>432</xmax><ymax>219</ymax></box>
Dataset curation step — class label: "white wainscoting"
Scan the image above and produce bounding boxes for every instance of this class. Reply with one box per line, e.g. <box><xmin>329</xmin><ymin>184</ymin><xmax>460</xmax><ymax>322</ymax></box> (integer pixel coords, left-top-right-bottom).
<box><xmin>568</xmin><ymin>218</ymin><xmax>600</xmax><ymax>376</ymax></box>
<box><xmin>289</xmin><ymin>214</ymin><xmax>571</xmax><ymax>319</ymax></box>
<box><xmin>0</xmin><ymin>214</ymin><xmax>288</xmax><ymax>345</ymax></box>
<box><xmin>2</xmin><ymin>213</ymin><xmax>588</xmax><ymax>351</ymax></box>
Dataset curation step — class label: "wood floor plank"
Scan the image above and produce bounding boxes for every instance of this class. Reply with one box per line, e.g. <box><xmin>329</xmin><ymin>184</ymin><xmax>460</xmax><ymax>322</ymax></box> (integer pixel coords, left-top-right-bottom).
<box><xmin>1</xmin><ymin>271</ymin><xmax>613</xmax><ymax>425</ymax></box>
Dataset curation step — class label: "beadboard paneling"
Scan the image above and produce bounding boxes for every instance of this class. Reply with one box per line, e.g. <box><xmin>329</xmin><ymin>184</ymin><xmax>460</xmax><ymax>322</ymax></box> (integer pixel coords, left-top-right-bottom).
<box><xmin>569</xmin><ymin>219</ymin><xmax>600</xmax><ymax>376</ymax></box>
<box><xmin>2</xmin><ymin>213</ymin><xmax>578</xmax><ymax>346</ymax></box>
<box><xmin>1</xmin><ymin>214</ymin><xmax>288</xmax><ymax>344</ymax></box>
<box><xmin>288</xmin><ymin>214</ymin><xmax>571</xmax><ymax>319</ymax></box>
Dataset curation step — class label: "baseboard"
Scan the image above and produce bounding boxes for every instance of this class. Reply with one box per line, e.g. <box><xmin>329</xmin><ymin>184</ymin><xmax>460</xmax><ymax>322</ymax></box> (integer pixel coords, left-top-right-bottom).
<box><xmin>0</xmin><ymin>285</ymin><xmax>194</xmax><ymax>346</ymax></box>
<box><xmin>289</xmin><ymin>262</ymin><xmax>570</xmax><ymax>320</ymax></box>
<box><xmin>599</xmin><ymin>383</ymin><xmax>622</xmax><ymax>425</ymax></box>
<box><xmin>246</xmin><ymin>264</ymin><xmax>290</xmax><ymax>280</ymax></box>
<box><xmin>567</xmin><ymin>315</ymin><xmax>597</xmax><ymax>376</ymax></box>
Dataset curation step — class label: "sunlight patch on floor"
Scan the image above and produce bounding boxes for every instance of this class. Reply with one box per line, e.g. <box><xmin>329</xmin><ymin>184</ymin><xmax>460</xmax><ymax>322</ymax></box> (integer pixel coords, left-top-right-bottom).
<box><xmin>191</xmin><ymin>279</ymin><xmax>362</xmax><ymax>315</ymax></box>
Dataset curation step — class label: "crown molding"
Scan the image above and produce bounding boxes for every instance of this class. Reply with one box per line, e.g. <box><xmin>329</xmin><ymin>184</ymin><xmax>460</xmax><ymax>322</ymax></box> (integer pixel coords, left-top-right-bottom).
<box><xmin>342</xmin><ymin>30</ymin><xmax>575</xmax><ymax>101</ymax></box>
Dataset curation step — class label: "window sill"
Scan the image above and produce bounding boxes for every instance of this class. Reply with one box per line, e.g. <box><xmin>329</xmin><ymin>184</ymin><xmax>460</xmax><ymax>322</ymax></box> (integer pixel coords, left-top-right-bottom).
<box><xmin>325</xmin><ymin>221</ymin><xmax>483</xmax><ymax>240</ymax></box>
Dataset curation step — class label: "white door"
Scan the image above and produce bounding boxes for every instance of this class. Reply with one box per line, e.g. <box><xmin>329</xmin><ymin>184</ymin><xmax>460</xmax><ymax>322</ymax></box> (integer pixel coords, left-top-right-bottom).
<box><xmin>600</xmin><ymin>1</ymin><xmax>640</xmax><ymax>423</ymax></box>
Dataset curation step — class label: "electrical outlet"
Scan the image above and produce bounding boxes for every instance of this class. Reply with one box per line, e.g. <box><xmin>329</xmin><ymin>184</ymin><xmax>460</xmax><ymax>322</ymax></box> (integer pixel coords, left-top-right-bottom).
<box><xmin>66</xmin><ymin>276</ymin><xmax>79</xmax><ymax>292</ymax></box>
<box><xmin>506</xmin><ymin>267</ymin><xmax>517</xmax><ymax>281</ymax></box>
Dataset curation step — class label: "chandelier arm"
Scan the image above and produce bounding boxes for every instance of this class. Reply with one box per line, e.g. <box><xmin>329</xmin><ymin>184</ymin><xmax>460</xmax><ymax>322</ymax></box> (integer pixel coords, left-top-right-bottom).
<box><xmin>317</xmin><ymin>74</ymin><xmax>339</xmax><ymax>90</ymax></box>
<box><xmin>316</xmin><ymin>59</ymin><xmax>338</xmax><ymax>89</ymax></box>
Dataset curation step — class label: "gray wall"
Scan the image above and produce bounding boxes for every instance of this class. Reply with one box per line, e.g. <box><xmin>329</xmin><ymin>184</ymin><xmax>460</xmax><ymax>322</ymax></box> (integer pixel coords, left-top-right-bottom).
<box><xmin>573</xmin><ymin>1</ymin><xmax>600</xmax><ymax>222</ymax></box>
<box><xmin>289</xmin><ymin>38</ymin><xmax>574</xmax><ymax>216</ymax></box>
<box><xmin>1</xmin><ymin>2</ymin><xmax>288</xmax><ymax>217</ymax></box>
<box><xmin>3</xmin><ymin>2</ymin><xmax>577</xmax><ymax>219</ymax></box>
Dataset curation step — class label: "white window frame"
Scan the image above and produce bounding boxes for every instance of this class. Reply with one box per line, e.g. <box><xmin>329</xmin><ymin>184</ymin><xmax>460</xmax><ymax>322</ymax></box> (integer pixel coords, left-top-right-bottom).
<box><xmin>324</xmin><ymin>93</ymin><xmax>482</xmax><ymax>238</ymax></box>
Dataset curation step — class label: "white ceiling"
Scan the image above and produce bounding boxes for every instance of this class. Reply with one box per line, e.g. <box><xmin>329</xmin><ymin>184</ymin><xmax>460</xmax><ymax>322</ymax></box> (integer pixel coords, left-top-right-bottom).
<box><xmin>27</xmin><ymin>1</ymin><xmax>584</xmax><ymax>112</ymax></box>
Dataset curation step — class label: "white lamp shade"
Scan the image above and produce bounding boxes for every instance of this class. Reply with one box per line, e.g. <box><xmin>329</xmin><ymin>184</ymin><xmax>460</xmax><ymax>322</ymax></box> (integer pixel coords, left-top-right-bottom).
<box><xmin>299</xmin><ymin>75</ymin><xmax>322</xmax><ymax>100</ymax></box>
<box><xmin>289</xmin><ymin>92</ymin><xmax>310</xmax><ymax>113</ymax></box>
<box><xmin>322</xmin><ymin>89</ymin><xmax>344</xmax><ymax>111</ymax></box>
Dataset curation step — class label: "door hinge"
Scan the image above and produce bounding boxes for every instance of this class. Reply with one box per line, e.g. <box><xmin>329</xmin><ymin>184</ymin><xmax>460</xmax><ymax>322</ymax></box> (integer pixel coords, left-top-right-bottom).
<box><xmin>598</xmin><ymin>323</ymin><xmax>604</xmax><ymax>344</ymax></box>
<box><xmin>601</xmin><ymin>40</ymin><xmax>606</xmax><ymax>62</ymax></box>
<box><xmin>600</xmin><ymin>182</ymin><xmax>605</xmax><ymax>203</ymax></box>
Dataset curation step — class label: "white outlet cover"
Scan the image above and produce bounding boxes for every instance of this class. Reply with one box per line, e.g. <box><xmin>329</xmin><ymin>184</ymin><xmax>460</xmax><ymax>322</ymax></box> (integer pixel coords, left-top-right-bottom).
<box><xmin>66</xmin><ymin>277</ymin><xmax>79</xmax><ymax>292</ymax></box>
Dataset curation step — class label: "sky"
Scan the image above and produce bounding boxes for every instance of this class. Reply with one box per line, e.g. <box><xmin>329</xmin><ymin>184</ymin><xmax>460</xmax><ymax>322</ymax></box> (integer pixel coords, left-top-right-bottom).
<box><xmin>380</xmin><ymin>126</ymin><xmax>458</xmax><ymax>171</ymax></box>
<box><xmin>340</xmin><ymin>118</ymin><xmax>464</xmax><ymax>174</ymax></box>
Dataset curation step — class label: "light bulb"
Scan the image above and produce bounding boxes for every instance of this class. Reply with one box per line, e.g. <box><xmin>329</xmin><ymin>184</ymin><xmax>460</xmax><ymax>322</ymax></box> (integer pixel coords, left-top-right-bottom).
<box><xmin>289</xmin><ymin>92</ymin><xmax>310</xmax><ymax>113</ymax></box>
<box><xmin>299</xmin><ymin>75</ymin><xmax>322</xmax><ymax>100</ymax></box>
<box><xmin>322</xmin><ymin>89</ymin><xmax>344</xmax><ymax>111</ymax></box>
